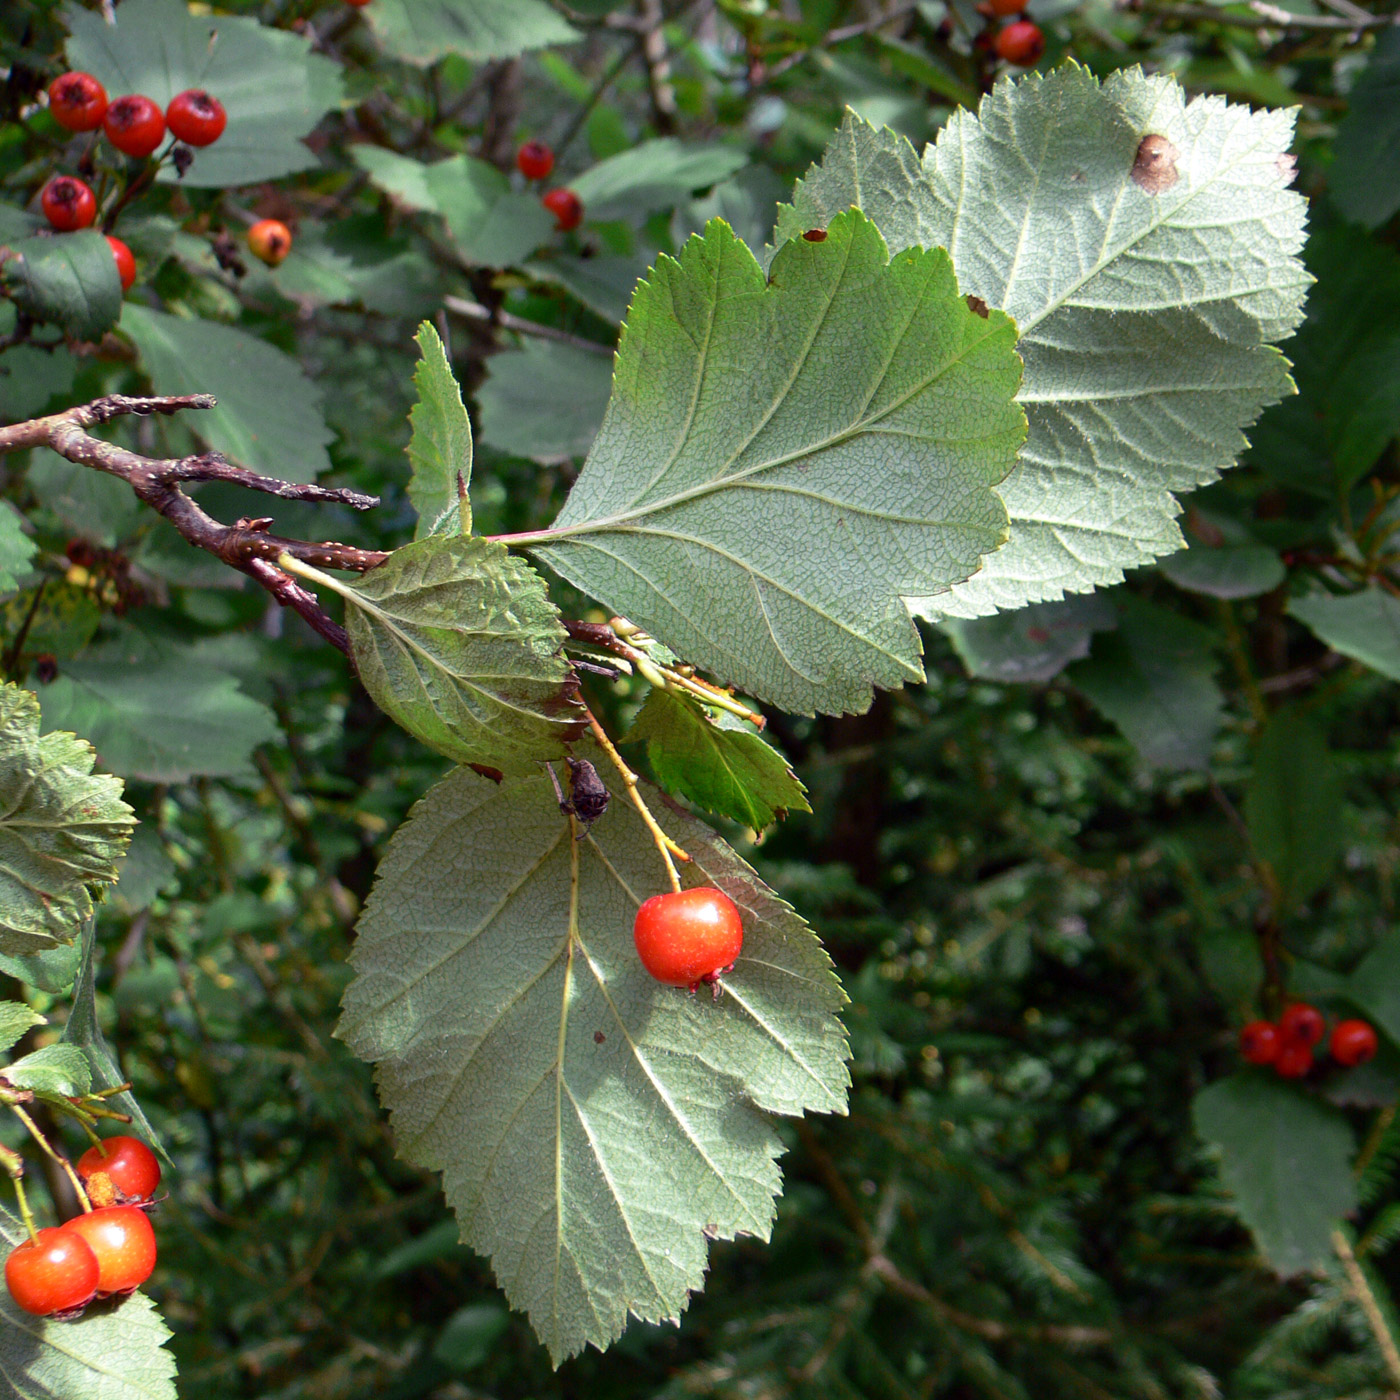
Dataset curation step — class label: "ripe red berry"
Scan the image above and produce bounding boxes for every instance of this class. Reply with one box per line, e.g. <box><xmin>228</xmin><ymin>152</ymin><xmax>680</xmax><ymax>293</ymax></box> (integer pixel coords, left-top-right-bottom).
<box><xmin>40</xmin><ymin>176</ymin><xmax>97</xmax><ymax>232</ymax></box>
<box><xmin>994</xmin><ymin>19</ymin><xmax>1045</xmax><ymax>65</ymax></box>
<box><xmin>633</xmin><ymin>886</ymin><xmax>744</xmax><ymax>989</ymax></box>
<box><xmin>61</xmin><ymin>1207</ymin><xmax>156</xmax><ymax>1295</ymax></box>
<box><xmin>165</xmin><ymin>89</ymin><xmax>227</xmax><ymax>147</ymax></box>
<box><xmin>1279</xmin><ymin>1003</ymin><xmax>1326</xmax><ymax>1047</ymax></box>
<box><xmin>76</xmin><ymin>1135</ymin><xmax>161</xmax><ymax>1203</ymax></box>
<box><xmin>346</xmin><ymin>0</ymin><xmax>372</xmax><ymax>6</ymax></box>
<box><xmin>103</xmin><ymin>94</ymin><xmax>166</xmax><ymax>159</ymax></box>
<box><xmin>247</xmin><ymin>218</ymin><xmax>293</xmax><ymax>266</ymax></box>
<box><xmin>47</xmin><ymin>72</ymin><xmax>108</xmax><ymax>132</ymax></box>
<box><xmin>542</xmin><ymin>187</ymin><xmax>584</xmax><ymax>232</ymax></box>
<box><xmin>987</xmin><ymin>0</ymin><xmax>1025</xmax><ymax>14</ymax></box>
<box><xmin>4</xmin><ymin>1228</ymin><xmax>100</xmax><ymax>1316</ymax></box>
<box><xmin>1330</xmin><ymin>1018</ymin><xmax>1379</xmax><ymax>1067</ymax></box>
<box><xmin>516</xmin><ymin>139</ymin><xmax>555</xmax><ymax>181</ymax></box>
<box><xmin>105</xmin><ymin>235</ymin><xmax>137</xmax><ymax>293</ymax></box>
<box><xmin>1274</xmin><ymin>1042</ymin><xmax>1313</xmax><ymax>1078</ymax></box>
<box><xmin>1239</xmin><ymin>1020</ymin><xmax>1281</xmax><ymax>1065</ymax></box>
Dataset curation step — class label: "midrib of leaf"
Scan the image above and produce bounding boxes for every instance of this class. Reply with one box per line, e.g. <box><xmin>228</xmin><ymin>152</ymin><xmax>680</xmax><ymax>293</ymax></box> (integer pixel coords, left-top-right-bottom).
<box><xmin>4</xmin><ymin>1305</ymin><xmax>170</xmax><ymax>1398</ymax></box>
<box><xmin>553</xmin><ymin>832</ymin><xmax>578</xmax><ymax>1349</ymax></box>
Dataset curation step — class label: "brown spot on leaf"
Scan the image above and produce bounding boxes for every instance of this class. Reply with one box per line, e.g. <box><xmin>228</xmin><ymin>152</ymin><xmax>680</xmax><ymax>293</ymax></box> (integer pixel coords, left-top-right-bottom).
<box><xmin>802</xmin><ymin>228</ymin><xmax>828</xmax><ymax>242</ymax></box>
<box><xmin>1131</xmin><ymin>134</ymin><xmax>1179</xmax><ymax>194</ymax></box>
<box><xmin>594</xmin><ymin>1031</ymin><xmax>606</xmax><ymax>1044</ymax></box>
<box><xmin>468</xmin><ymin>763</ymin><xmax>504</xmax><ymax>783</ymax></box>
<box><xmin>965</xmin><ymin>294</ymin><xmax>990</xmax><ymax>319</ymax></box>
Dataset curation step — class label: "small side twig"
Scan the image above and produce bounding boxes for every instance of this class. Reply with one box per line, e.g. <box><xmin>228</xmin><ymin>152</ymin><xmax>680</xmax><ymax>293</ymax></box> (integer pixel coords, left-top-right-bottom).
<box><xmin>443</xmin><ymin>296</ymin><xmax>614</xmax><ymax>357</ymax></box>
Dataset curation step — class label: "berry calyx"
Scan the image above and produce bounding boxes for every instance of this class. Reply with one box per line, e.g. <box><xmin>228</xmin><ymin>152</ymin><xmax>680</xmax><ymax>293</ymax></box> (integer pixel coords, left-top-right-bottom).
<box><xmin>166</xmin><ymin>89</ymin><xmax>227</xmax><ymax>147</ymax></box>
<box><xmin>247</xmin><ymin>218</ymin><xmax>292</xmax><ymax>266</ymax></box>
<box><xmin>105</xmin><ymin>235</ymin><xmax>137</xmax><ymax>292</ymax></box>
<box><xmin>40</xmin><ymin>176</ymin><xmax>97</xmax><ymax>232</ymax></box>
<box><xmin>542</xmin><ymin>187</ymin><xmax>584</xmax><ymax>232</ymax></box>
<box><xmin>47</xmin><ymin>72</ymin><xmax>108</xmax><ymax>132</ymax></box>
<box><xmin>103</xmin><ymin>95</ymin><xmax>166</xmax><ymax>158</ymax></box>
<box><xmin>1279</xmin><ymin>1002</ymin><xmax>1326</xmax><ymax>1047</ymax></box>
<box><xmin>76</xmin><ymin>1135</ymin><xmax>161</xmax><ymax>1203</ymax></box>
<box><xmin>516</xmin><ymin>139</ymin><xmax>555</xmax><ymax>180</ymax></box>
<box><xmin>1330</xmin><ymin>1018</ymin><xmax>1379</xmax><ymax>1067</ymax></box>
<box><xmin>994</xmin><ymin>19</ymin><xmax>1045</xmax><ymax>65</ymax></box>
<box><xmin>4</xmin><ymin>1228</ymin><xmax>100</xmax><ymax>1316</ymax></box>
<box><xmin>1239</xmin><ymin>1020</ymin><xmax>1281</xmax><ymax>1066</ymax></box>
<box><xmin>633</xmin><ymin>886</ymin><xmax>744</xmax><ymax>990</ymax></box>
<box><xmin>61</xmin><ymin>1206</ymin><xmax>156</xmax><ymax>1295</ymax></box>
<box><xmin>1274</xmin><ymin>1042</ymin><xmax>1313</xmax><ymax>1079</ymax></box>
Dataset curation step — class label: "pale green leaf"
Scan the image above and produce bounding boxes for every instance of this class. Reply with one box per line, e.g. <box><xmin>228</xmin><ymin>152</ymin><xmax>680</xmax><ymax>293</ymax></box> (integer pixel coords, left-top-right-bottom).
<box><xmin>775</xmin><ymin>69</ymin><xmax>1309</xmax><ymax>618</ymax></box>
<box><xmin>64</xmin><ymin>0</ymin><xmax>343</xmax><ymax>188</ymax></box>
<box><xmin>1330</xmin><ymin>27</ymin><xmax>1400</xmax><ymax>230</ymax></box>
<box><xmin>1070</xmin><ymin>599</ymin><xmax>1223</xmax><ymax>770</ymax></box>
<box><xmin>570</xmin><ymin>139</ymin><xmax>749</xmax><ymax>221</ymax></box>
<box><xmin>1159</xmin><ymin>542</ymin><xmax>1285</xmax><ymax>599</ymax></box>
<box><xmin>362</xmin><ymin>0</ymin><xmax>579</xmax><ymax>65</ymax></box>
<box><xmin>0</xmin><ymin>1002</ymin><xmax>43</xmax><ymax>1055</ymax></box>
<box><xmin>0</xmin><ymin>505</ymin><xmax>36</xmax><ymax>597</ymax></box>
<box><xmin>0</xmin><ymin>944</ymin><xmax>82</xmax><ymax>994</ymax></box>
<box><xmin>478</xmin><ymin>340</ymin><xmax>613</xmax><ymax>462</ymax></box>
<box><xmin>120</xmin><ymin>305</ymin><xmax>333</xmax><ymax>481</ymax></box>
<box><xmin>944</xmin><ymin>593</ymin><xmax>1116</xmax><ymax>683</ymax></box>
<box><xmin>623</xmin><ymin>689</ymin><xmax>808</xmax><ymax>830</ymax></box>
<box><xmin>333</xmin><ymin>536</ymin><xmax>585</xmax><ymax>775</ymax></box>
<box><xmin>337</xmin><ymin>764</ymin><xmax>849</xmax><ymax>1363</ymax></box>
<box><xmin>0</xmin><ymin>684</ymin><xmax>134</xmax><ymax>958</ymax></box>
<box><xmin>0</xmin><ymin>1201</ymin><xmax>177</xmax><ymax>1400</ymax></box>
<box><xmin>5</xmin><ymin>1042</ymin><xmax>91</xmax><ymax>1098</ymax></box>
<box><xmin>528</xmin><ymin>252</ymin><xmax>653</xmax><ymax>324</ymax></box>
<box><xmin>1194</xmin><ymin>1072</ymin><xmax>1356</xmax><ymax>1276</ymax></box>
<box><xmin>1</xmin><ymin>231</ymin><xmax>122</xmax><ymax>340</ymax></box>
<box><xmin>408</xmin><ymin>322</ymin><xmax>472</xmax><ymax>538</ymax></box>
<box><xmin>528</xmin><ymin>212</ymin><xmax>1024</xmax><ymax>716</ymax></box>
<box><xmin>1290</xmin><ymin>588</ymin><xmax>1400</xmax><ymax>683</ymax></box>
<box><xmin>34</xmin><ymin>636</ymin><xmax>281</xmax><ymax>783</ymax></box>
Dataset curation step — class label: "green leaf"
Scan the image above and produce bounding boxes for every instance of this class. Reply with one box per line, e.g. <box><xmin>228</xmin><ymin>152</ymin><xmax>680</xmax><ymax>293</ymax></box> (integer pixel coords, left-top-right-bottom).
<box><xmin>1070</xmin><ymin>598</ymin><xmax>1223</xmax><ymax>770</ymax></box>
<box><xmin>1290</xmin><ymin>588</ymin><xmax>1400</xmax><ymax>683</ymax></box>
<box><xmin>333</xmin><ymin>536</ymin><xmax>585</xmax><ymax>775</ymax></box>
<box><xmin>1330</xmin><ymin>27</ymin><xmax>1400</xmax><ymax>229</ymax></box>
<box><xmin>0</xmin><ymin>504</ymin><xmax>36</xmax><ymax>597</ymax></box>
<box><xmin>0</xmin><ymin>343</ymin><xmax>78</xmax><ymax>422</ymax></box>
<box><xmin>1343</xmin><ymin>936</ymin><xmax>1400</xmax><ymax>1053</ymax></box>
<box><xmin>64</xmin><ymin>0</ymin><xmax>343</xmax><ymax>188</ymax></box>
<box><xmin>622</xmin><ymin>689</ymin><xmax>809</xmax><ymax>830</ymax></box>
<box><xmin>529</xmin><ymin>213</ymin><xmax>1024</xmax><ymax>716</ymax></box>
<box><xmin>0</xmin><ymin>944</ymin><xmax>83</xmax><ymax>995</ymax></box>
<box><xmin>407</xmin><ymin>322</ymin><xmax>472</xmax><ymax>538</ymax></box>
<box><xmin>570</xmin><ymin>139</ymin><xmax>749</xmax><ymax>221</ymax></box>
<box><xmin>1</xmin><ymin>231</ymin><xmax>122</xmax><ymax>340</ymax></box>
<box><xmin>944</xmin><ymin>593</ymin><xmax>1116</xmax><ymax>683</ymax></box>
<box><xmin>0</xmin><ymin>1201</ymin><xmax>177</xmax><ymax>1400</ymax></box>
<box><xmin>529</xmin><ymin>252</ymin><xmax>653</xmax><ymax>324</ymax></box>
<box><xmin>26</xmin><ymin>451</ymin><xmax>145</xmax><ymax>547</ymax></box>
<box><xmin>433</xmin><ymin>1302</ymin><xmax>510</xmax><ymax>1372</ymax></box>
<box><xmin>775</xmin><ymin>70</ymin><xmax>1309</xmax><ymax>618</ymax></box>
<box><xmin>0</xmin><ymin>1002</ymin><xmax>43</xmax><ymax>1055</ymax></box>
<box><xmin>120</xmin><ymin>305</ymin><xmax>333</xmax><ymax>481</ymax></box>
<box><xmin>0</xmin><ymin>684</ymin><xmax>134</xmax><ymax>958</ymax></box>
<box><xmin>1244</xmin><ymin>709</ymin><xmax>1343</xmax><ymax>910</ymax></box>
<box><xmin>337</xmin><ymin>764</ymin><xmax>849</xmax><ymax>1363</ymax></box>
<box><xmin>477</xmin><ymin>340</ymin><xmax>613</xmax><ymax>462</ymax></box>
<box><xmin>1193</xmin><ymin>1073</ymin><xmax>1356</xmax><ymax>1276</ymax></box>
<box><xmin>4</xmin><ymin>1041</ymin><xmax>91</xmax><ymax>1097</ymax></box>
<box><xmin>1159</xmin><ymin>543</ymin><xmax>1285</xmax><ymax>599</ymax></box>
<box><xmin>34</xmin><ymin>635</ymin><xmax>281</xmax><ymax>783</ymax></box>
<box><xmin>362</xmin><ymin>0</ymin><xmax>579</xmax><ymax>64</ymax></box>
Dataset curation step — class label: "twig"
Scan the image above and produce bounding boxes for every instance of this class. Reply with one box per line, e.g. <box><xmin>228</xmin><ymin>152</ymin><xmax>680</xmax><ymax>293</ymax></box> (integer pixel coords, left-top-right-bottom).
<box><xmin>765</xmin><ymin>2</ymin><xmax>922</xmax><ymax>80</ymax></box>
<box><xmin>637</xmin><ymin>0</ymin><xmax>678</xmax><ymax>133</ymax></box>
<box><xmin>443</xmin><ymin>296</ymin><xmax>614</xmax><ymax>357</ymax></box>
<box><xmin>1154</xmin><ymin>1</ymin><xmax>1398</xmax><ymax>27</ymax></box>
<box><xmin>1333</xmin><ymin>1228</ymin><xmax>1400</xmax><ymax>1387</ymax></box>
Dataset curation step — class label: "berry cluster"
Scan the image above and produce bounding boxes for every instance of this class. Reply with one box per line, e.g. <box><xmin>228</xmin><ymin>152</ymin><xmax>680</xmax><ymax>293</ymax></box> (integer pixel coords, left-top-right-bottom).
<box><xmin>4</xmin><ymin>1136</ymin><xmax>161</xmax><ymax>1318</ymax></box>
<box><xmin>1239</xmin><ymin>1003</ymin><xmax>1379</xmax><ymax>1079</ymax></box>
<box><xmin>515</xmin><ymin>140</ymin><xmax>585</xmax><ymax>232</ymax></box>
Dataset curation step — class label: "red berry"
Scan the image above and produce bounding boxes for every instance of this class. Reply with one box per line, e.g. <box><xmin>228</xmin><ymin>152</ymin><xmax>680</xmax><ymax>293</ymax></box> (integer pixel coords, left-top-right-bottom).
<box><xmin>346</xmin><ymin>0</ymin><xmax>372</xmax><ymax>6</ymax></box>
<box><xmin>40</xmin><ymin>176</ymin><xmax>97</xmax><ymax>232</ymax></box>
<box><xmin>47</xmin><ymin>72</ymin><xmax>108</xmax><ymax>132</ymax></box>
<box><xmin>103</xmin><ymin>95</ymin><xmax>166</xmax><ymax>159</ymax></box>
<box><xmin>1275</xmin><ymin>1042</ymin><xmax>1313</xmax><ymax>1078</ymax></box>
<box><xmin>1279</xmin><ymin>1003</ymin><xmax>1326</xmax><ymax>1047</ymax></box>
<box><xmin>994</xmin><ymin>19</ymin><xmax>1045</xmax><ymax>64</ymax></box>
<box><xmin>76</xmin><ymin>1135</ymin><xmax>161</xmax><ymax>1203</ymax></box>
<box><xmin>247</xmin><ymin>218</ymin><xmax>293</xmax><ymax>266</ymax></box>
<box><xmin>4</xmin><ymin>1228</ymin><xmax>99</xmax><ymax>1316</ymax></box>
<box><xmin>165</xmin><ymin>89</ymin><xmax>227</xmax><ymax>147</ymax></box>
<box><xmin>633</xmin><ymin>886</ymin><xmax>744</xmax><ymax>989</ymax></box>
<box><xmin>1330</xmin><ymin>1019</ymin><xmax>1379</xmax><ymax>1067</ymax></box>
<box><xmin>1239</xmin><ymin>1020</ymin><xmax>1281</xmax><ymax>1065</ymax></box>
<box><xmin>105</xmin><ymin>235</ymin><xmax>136</xmax><ymax>292</ymax></box>
<box><xmin>516</xmin><ymin>140</ymin><xmax>555</xmax><ymax>181</ymax></box>
<box><xmin>987</xmin><ymin>0</ymin><xmax>1025</xmax><ymax>14</ymax></box>
<box><xmin>61</xmin><ymin>1207</ymin><xmax>156</xmax><ymax>1295</ymax></box>
<box><xmin>542</xmin><ymin>187</ymin><xmax>584</xmax><ymax>232</ymax></box>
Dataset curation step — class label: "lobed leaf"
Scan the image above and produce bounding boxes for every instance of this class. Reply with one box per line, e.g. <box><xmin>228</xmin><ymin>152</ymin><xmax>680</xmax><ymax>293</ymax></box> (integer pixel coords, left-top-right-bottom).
<box><xmin>529</xmin><ymin>211</ymin><xmax>1025</xmax><ymax>716</ymax></box>
<box><xmin>775</xmin><ymin>68</ymin><xmax>1309</xmax><ymax>617</ymax></box>
<box><xmin>1</xmin><ymin>231</ymin><xmax>122</xmax><ymax>341</ymax></box>
<box><xmin>337</xmin><ymin>763</ymin><xmax>849</xmax><ymax>1363</ymax></box>
<box><xmin>362</xmin><ymin>0</ymin><xmax>579</xmax><ymax>65</ymax></box>
<box><xmin>944</xmin><ymin>593</ymin><xmax>1116</xmax><ymax>683</ymax></box>
<box><xmin>0</xmin><ymin>1002</ymin><xmax>43</xmax><ymax>1055</ymax></box>
<box><xmin>407</xmin><ymin>322</ymin><xmax>473</xmax><ymax>539</ymax></box>
<box><xmin>4</xmin><ymin>1042</ymin><xmax>92</xmax><ymax>1098</ymax></box>
<box><xmin>477</xmin><ymin>340</ymin><xmax>613</xmax><ymax>463</ymax></box>
<box><xmin>1290</xmin><ymin>587</ymin><xmax>1400</xmax><ymax>683</ymax></box>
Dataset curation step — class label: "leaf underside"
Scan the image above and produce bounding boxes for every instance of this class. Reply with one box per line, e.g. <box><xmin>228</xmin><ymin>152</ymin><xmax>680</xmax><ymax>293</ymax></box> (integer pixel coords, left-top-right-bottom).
<box><xmin>337</xmin><ymin>764</ymin><xmax>849</xmax><ymax>1363</ymax></box>
<box><xmin>775</xmin><ymin>66</ymin><xmax>1310</xmax><ymax>618</ymax></box>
